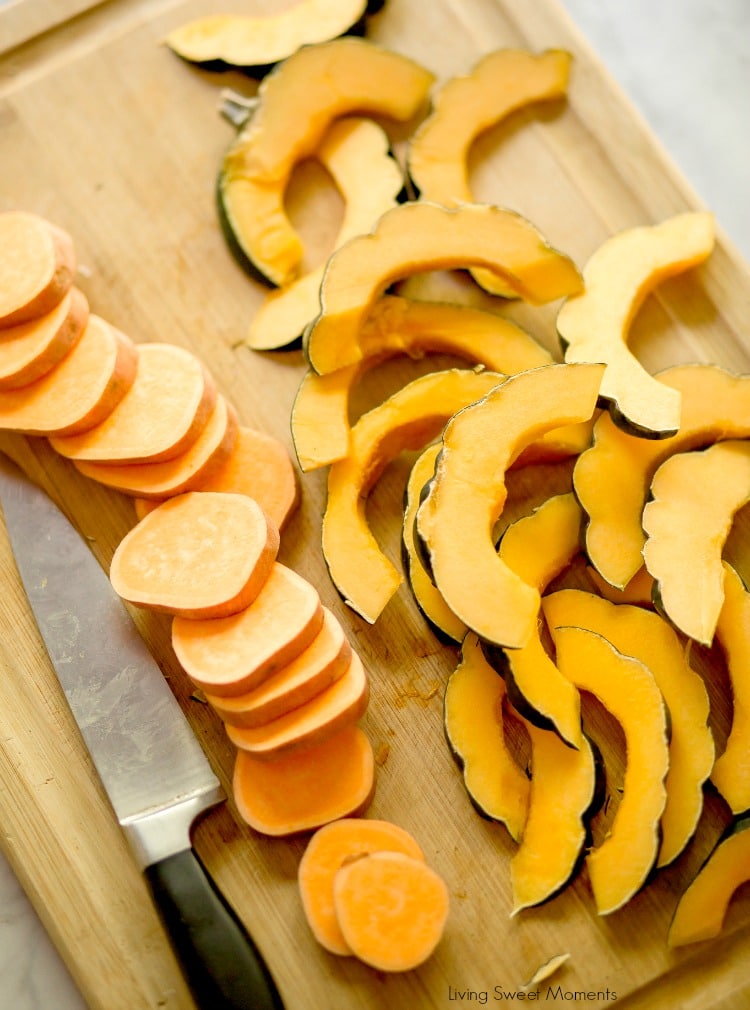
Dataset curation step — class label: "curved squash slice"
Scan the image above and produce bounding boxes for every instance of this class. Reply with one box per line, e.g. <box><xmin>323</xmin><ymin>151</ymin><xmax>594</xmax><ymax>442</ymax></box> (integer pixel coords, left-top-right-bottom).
<box><xmin>443</xmin><ymin>633</ymin><xmax>530</xmax><ymax>842</ymax></box>
<box><xmin>550</xmin><ymin>626</ymin><xmax>670</xmax><ymax>915</ymax></box>
<box><xmin>574</xmin><ymin>364</ymin><xmax>750</xmax><ymax>590</ymax></box>
<box><xmin>407</xmin><ymin>47</ymin><xmax>571</xmax><ymax>297</ymax></box>
<box><xmin>292</xmin><ymin>294</ymin><xmax>552</xmax><ymax>470</ymax></box>
<box><xmin>304</xmin><ymin>201</ymin><xmax>583</xmax><ymax>375</ymax></box>
<box><xmin>482</xmin><ymin>493</ymin><xmax>586</xmax><ymax>750</ymax></box>
<box><xmin>558</xmin><ymin>212</ymin><xmax>715</xmax><ymax>439</ymax></box>
<box><xmin>712</xmin><ymin>563</ymin><xmax>750</xmax><ymax>815</ymax></box>
<box><xmin>586</xmin><ymin>564</ymin><xmax>655</xmax><ymax>607</ymax></box>
<box><xmin>165</xmin><ymin>0</ymin><xmax>382</xmax><ymax>73</ymax></box>
<box><xmin>668</xmin><ymin>816</ymin><xmax>750</xmax><ymax>947</ymax></box>
<box><xmin>246</xmin><ymin>118</ymin><xmax>405</xmax><ymax>351</ymax></box>
<box><xmin>218</xmin><ymin>38</ymin><xmax>434</xmax><ymax>286</ymax></box>
<box><xmin>642</xmin><ymin>440</ymin><xmax>750</xmax><ymax>645</ymax></box>
<box><xmin>542</xmin><ymin>589</ymin><xmax>714</xmax><ymax>868</ymax></box>
<box><xmin>416</xmin><ymin>362</ymin><xmax>604</xmax><ymax>649</ymax></box>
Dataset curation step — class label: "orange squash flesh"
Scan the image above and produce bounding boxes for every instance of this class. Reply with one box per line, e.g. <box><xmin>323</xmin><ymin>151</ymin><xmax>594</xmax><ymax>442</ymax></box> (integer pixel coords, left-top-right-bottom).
<box><xmin>0</xmin><ymin>211</ymin><xmax>77</xmax><ymax>327</ymax></box>
<box><xmin>298</xmin><ymin>817</ymin><xmax>425</xmax><ymax>956</ymax></box>
<box><xmin>232</xmin><ymin>724</ymin><xmax>375</xmax><ymax>836</ymax></box>
<box><xmin>0</xmin><ymin>286</ymin><xmax>89</xmax><ymax>390</ymax></box>
<box><xmin>109</xmin><ymin>491</ymin><xmax>280</xmax><ymax>620</ymax></box>
<box><xmin>172</xmin><ymin>563</ymin><xmax>324</xmax><ymax>696</ymax></box>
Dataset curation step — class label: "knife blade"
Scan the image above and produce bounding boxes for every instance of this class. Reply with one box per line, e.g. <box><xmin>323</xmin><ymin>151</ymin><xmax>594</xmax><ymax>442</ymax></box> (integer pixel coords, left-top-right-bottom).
<box><xmin>0</xmin><ymin>453</ymin><xmax>285</xmax><ymax>1010</ymax></box>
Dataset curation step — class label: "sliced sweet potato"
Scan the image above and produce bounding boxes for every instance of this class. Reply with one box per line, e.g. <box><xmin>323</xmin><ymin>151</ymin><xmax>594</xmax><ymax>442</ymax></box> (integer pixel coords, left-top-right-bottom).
<box><xmin>205</xmin><ymin>608</ymin><xmax>352</xmax><ymax>728</ymax></box>
<box><xmin>232</xmin><ymin>724</ymin><xmax>375</xmax><ymax>836</ymax></box>
<box><xmin>225</xmin><ymin>651</ymin><xmax>369</xmax><ymax>760</ymax></box>
<box><xmin>332</xmin><ymin>851</ymin><xmax>449</xmax><ymax>972</ymax></box>
<box><xmin>0</xmin><ymin>286</ymin><xmax>89</xmax><ymax>389</ymax></box>
<box><xmin>0</xmin><ymin>314</ymin><xmax>138</xmax><ymax>436</ymax></box>
<box><xmin>75</xmin><ymin>396</ymin><xmax>239</xmax><ymax>500</ymax></box>
<box><xmin>50</xmin><ymin>342</ymin><xmax>217</xmax><ymax>463</ymax></box>
<box><xmin>110</xmin><ymin>491</ymin><xmax>280</xmax><ymax>620</ymax></box>
<box><xmin>298</xmin><ymin>817</ymin><xmax>425</xmax><ymax>956</ymax></box>
<box><xmin>0</xmin><ymin>211</ymin><xmax>77</xmax><ymax>327</ymax></box>
<box><xmin>172</xmin><ymin>562</ymin><xmax>324</xmax><ymax>696</ymax></box>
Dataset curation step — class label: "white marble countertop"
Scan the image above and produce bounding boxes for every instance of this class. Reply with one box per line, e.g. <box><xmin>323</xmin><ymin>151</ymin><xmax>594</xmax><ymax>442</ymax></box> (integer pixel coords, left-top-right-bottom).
<box><xmin>0</xmin><ymin>2</ymin><xmax>748</xmax><ymax>1008</ymax></box>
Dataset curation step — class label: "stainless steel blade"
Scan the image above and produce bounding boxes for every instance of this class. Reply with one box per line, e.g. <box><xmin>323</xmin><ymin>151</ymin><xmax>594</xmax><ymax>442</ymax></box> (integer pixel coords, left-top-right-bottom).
<box><xmin>0</xmin><ymin>454</ymin><xmax>223</xmax><ymax>868</ymax></box>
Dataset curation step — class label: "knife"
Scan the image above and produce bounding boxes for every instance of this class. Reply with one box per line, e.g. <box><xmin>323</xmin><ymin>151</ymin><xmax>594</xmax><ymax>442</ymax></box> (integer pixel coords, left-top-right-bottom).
<box><xmin>0</xmin><ymin>453</ymin><xmax>285</xmax><ymax>1010</ymax></box>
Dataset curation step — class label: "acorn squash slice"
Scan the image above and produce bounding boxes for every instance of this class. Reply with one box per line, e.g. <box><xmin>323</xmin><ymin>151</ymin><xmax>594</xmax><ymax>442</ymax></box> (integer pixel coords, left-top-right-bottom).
<box><xmin>416</xmin><ymin>362</ymin><xmax>604</xmax><ymax>650</ymax></box>
<box><xmin>303</xmin><ymin>201</ymin><xmax>583</xmax><ymax>374</ymax></box>
<box><xmin>668</xmin><ymin>815</ymin><xmax>750</xmax><ymax>947</ymax></box>
<box><xmin>574</xmin><ymin>364</ymin><xmax>750</xmax><ymax>590</ymax></box>
<box><xmin>541</xmin><ymin>589</ymin><xmax>714</xmax><ymax>868</ymax></box>
<box><xmin>291</xmin><ymin>294</ymin><xmax>553</xmax><ymax>471</ymax></box>
<box><xmin>712</xmin><ymin>563</ymin><xmax>750</xmax><ymax>815</ymax></box>
<box><xmin>246</xmin><ymin>118</ymin><xmax>405</xmax><ymax>351</ymax></box>
<box><xmin>481</xmin><ymin>492</ymin><xmax>586</xmax><ymax>750</ymax></box>
<box><xmin>217</xmin><ymin>38</ymin><xmax>434</xmax><ymax>287</ymax></box>
<box><xmin>642</xmin><ymin>440</ymin><xmax>750</xmax><ymax>645</ymax></box>
<box><xmin>407</xmin><ymin>47</ymin><xmax>571</xmax><ymax>297</ymax></box>
<box><xmin>443</xmin><ymin>632</ymin><xmax>530</xmax><ymax>842</ymax></box>
<box><xmin>165</xmin><ymin>0</ymin><xmax>383</xmax><ymax>74</ymax></box>
<box><xmin>550</xmin><ymin>625</ymin><xmax>670</xmax><ymax>915</ymax></box>
<box><xmin>558</xmin><ymin>212</ymin><xmax>715</xmax><ymax>439</ymax></box>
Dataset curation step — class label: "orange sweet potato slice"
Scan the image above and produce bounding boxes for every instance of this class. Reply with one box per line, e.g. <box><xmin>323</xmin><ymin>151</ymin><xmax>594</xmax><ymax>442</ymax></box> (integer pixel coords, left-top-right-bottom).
<box><xmin>172</xmin><ymin>562</ymin><xmax>325</xmax><ymax>695</ymax></box>
<box><xmin>49</xmin><ymin>342</ymin><xmax>217</xmax><ymax>463</ymax></box>
<box><xmin>0</xmin><ymin>211</ymin><xmax>77</xmax><ymax>327</ymax></box>
<box><xmin>232</xmin><ymin>724</ymin><xmax>375</xmax><ymax>836</ymax></box>
<box><xmin>110</xmin><ymin>490</ymin><xmax>279</xmax><ymax>620</ymax></box>
<box><xmin>205</xmin><ymin>607</ymin><xmax>352</xmax><ymax>728</ymax></box>
<box><xmin>332</xmin><ymin>850</ymin><xmax>449</xmax><ymax>972</ymax></box>
<box><xmin>0</xmin><ymin>314</ymin><xmax>138</xmax><ymax>436</ymax></box>
<box><xmin>74</xmin><ymin>396</ymin><xmax>239</xmax><ymax>499</ymax></box>
<box><xmin>0</xmin><ymin>286</ymin><xmax>89</xmax><ymax>390</ymax></box>
<box><xmin>224</xmin><ymin>651</ymin><xmax>369</xmax><ymax>759</ymax></box>
<box><xmin>298</xmin><ymin>818</ymin><xmax>425</xmax><ymax>956</ymax></box>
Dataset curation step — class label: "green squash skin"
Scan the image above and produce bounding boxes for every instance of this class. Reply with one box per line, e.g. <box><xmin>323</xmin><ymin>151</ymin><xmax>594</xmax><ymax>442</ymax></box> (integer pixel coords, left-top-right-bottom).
<box><xmin>216</xmin><ymin>171</ymin><xmax>279</xmax><ymax>289</ymax></box>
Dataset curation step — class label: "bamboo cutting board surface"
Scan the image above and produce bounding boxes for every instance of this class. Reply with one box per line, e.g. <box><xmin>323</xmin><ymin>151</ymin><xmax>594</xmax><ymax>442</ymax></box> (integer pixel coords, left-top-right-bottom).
<box><xmin>1</xmin><ymin>1</ymin><xmax>750</xmax><ymax>1008</ymax></box>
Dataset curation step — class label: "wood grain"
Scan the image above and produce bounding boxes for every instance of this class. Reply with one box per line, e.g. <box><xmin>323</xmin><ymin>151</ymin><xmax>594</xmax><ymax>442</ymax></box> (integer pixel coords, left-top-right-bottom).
<box><xmin>1</xmin><ymin>1</ymin><xmax>749</xmax><ymax>1008</ymax></box>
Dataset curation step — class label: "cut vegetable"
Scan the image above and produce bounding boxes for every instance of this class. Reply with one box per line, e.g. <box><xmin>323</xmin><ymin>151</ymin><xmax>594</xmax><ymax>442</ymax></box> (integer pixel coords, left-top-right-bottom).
<box><xmin>304</xmin><ymin>201</ymin><xmax>583</xmax><ymax>375</ymax></box>
<box><xmin>0</xmin><ymin>285</ymin><xmax>88</xmax><ymax>390</ymax></box>
<box><xmin>642</xmin><ymin>440</ymin><xmax>750</xmax><ymax>645</ymax></box>
<box><xmin>444</xmin><ymin>633</ymin><xmax>530</xmax><ymax>842</ymax></box>
<box><xmin>226</xmin><ymin>650</ymin><xmax>369</xmax><ymax>760</ymax></box>
<box><xmin>218</xmin><ymin>37</ymin><xmax>434</xmax><ymax>286</ymax></box>
<box><xmin>205</xmin><ymin>608</ymin><xmax>351</xmax><ymax>729</ymax></box>
<box><xmin>586</xmin><ymin>564</ymin><xmax>655</xmax><ymax>607</ymax></box>
<box><xmin>574</xmin><ymin>364</ymin><xmax>750</xmax><ymax>590</ymax></box>
<box><xmin>416</xmin><ymin>363</ymin><xmax>604</xmax><ymax>649</ymax></box>
<box><xmin>0</xmin><ymin>211</ymin><xmax>76</xmax><ymax>327</ymax></box>
<box><xmin>298</xmin><ymin>817</ymin><xmax>425</xmax><ymax>956</ymax></box>
<box><xmin>232</xmin><ymin>724</ymin><xmax>375</xmax><ymax>836</ymax></box>
<box><xmin>246</xmin><ymin>117</ymin><xmax>405</xmax><ymax>351</ymax></box>
<box><xmin>332</xmin><ymin>851</ymin><xmax>449</xmax><ymax>972</ymax></box>
<box><xmin>172</xmin><ymin>563</ymin><xmax>324</xmax><ymax>696</ymax></box>
<box><xmin>558</xmin><ymin>212</ymin><xmax>715</xmax><ymax>438</ymax></box>
<box><xmin>50</xmin><ymin>342</ymin><xmax>217</xmax><ymax>463</ymax></box>
<box><xmin>0</xmin><ymin>314</ymin><xmax>138</xmax><ymax>436</ymax></box>
<box><xmin>110</xmin><ymin>491</ymin><xmax>280</xmax><ymax>620</ymax></box>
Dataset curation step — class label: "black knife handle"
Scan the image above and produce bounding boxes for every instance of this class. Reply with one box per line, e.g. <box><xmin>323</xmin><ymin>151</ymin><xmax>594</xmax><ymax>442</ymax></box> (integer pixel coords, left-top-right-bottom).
<box><xmin>145</xmin><ymin>848</ymin><xmax>285</xmax><ymax>1010</ymax></box>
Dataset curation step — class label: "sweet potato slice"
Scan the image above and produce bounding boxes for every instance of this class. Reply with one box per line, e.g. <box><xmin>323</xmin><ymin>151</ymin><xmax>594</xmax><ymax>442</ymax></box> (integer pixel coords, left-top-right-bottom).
<box><xmin>205</xmin><ymin>607</ymin><xmax>351</xmax><ymax>728</ymax></box>
<box><xmin>225</xmin><ymin>651</ymin><xmax>368</xmax><ymax>759</ymax></box>
<box><xmin>298</xmin><ymin>818</ymin><xmax>425</xmax><ymax>956</ymax></box>
<box><xmin>332</xmin><ymin>851</ymin><xmax>449</xmax><ymax>972</ymax></box>
<box><xmin>232</xmin><ymin>724</ymin><xmax>375</xmax><ymax>836</ymax></box>
<box><xmin>0</xmin><ymin>286</ymin><xmax>89</xmax><ymax>389</ymax></box>
<box><xmin>110</xmin><ymin>490</ymin><xmax>279</xmax><ymax>619</ymax></box>
<box><xmin>0</xmin><ymin>314</ymin><xmax>138</xmax><ymax>436</ymax></box>
<box><xmin>75</xmin><ymin>396</ymin><xmax>238</xmax><ymax>499</ymax></box>
<box><xmin>50</xmin><ymin>342</ymin><xmax>217</xmax><ymax>463</ymax></box>
<box><xmin>172</xmin><ymin>562</ymin><xmax>324</xmax><ymax>695</ymax></box>
<box><xmin>0</xmin><ymin>211</ymin><xmax>76</xmax><ymax>327</ymax></box>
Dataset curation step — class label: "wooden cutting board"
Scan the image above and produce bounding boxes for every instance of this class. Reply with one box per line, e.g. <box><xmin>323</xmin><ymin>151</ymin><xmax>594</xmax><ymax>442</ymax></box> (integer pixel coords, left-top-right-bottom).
<box><xmin>1</xmin><ymin>1</ymin><xmax>750</xmax><ymax>1008</ymax></box>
